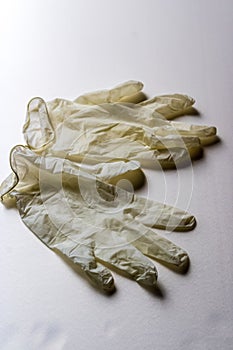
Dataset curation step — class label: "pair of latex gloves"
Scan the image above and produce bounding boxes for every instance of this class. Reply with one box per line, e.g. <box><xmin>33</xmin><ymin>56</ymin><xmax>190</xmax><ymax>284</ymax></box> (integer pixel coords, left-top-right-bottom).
<box><xmin>0</xmin><ymin>81</ymin><xmax>217</xmax><ymax>291</ymax></box>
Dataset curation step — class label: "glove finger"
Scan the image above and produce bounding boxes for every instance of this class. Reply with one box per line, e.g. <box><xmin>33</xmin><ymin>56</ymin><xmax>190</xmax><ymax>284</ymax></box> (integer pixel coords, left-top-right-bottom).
<box><xmin>135</xmin><ymin>230</ymin><xmax>189</xmax><ymax>273</ymax></box>
<box><xmin>121</xmin><ymin>221</ymin><xmax>189</xmax><ymax>273</ymax></box>
<box><xmin>170</xmin><ymin>121</ymin><xmax>218</xmax><ymax>145</ymax></box>
<box><xmin>140</xmin><ymin>93</ymin><xmax>195</xmax><ymax>119</ymax></box>
<box><xmin>94</xmin><ymin>233</ymin><xmax>157</xmax><ymax>287</ymax></box>
<box><xmin>23</xmin><ymin>97</ymin><xmax>54</xmax><ymax>151</ymax></box>
<box><xmin>118</xmin><ymin>91</ymin><xmax>147</xmax><ymax>104</ymax></box>
<box><xmin>148</xmin><ymin>134</ymin><xmax>203</xmax><ymax>164</ymax></box>
<box><xmin>124</xmin><ymin>196</ymin><xmax>196</xmax><ymax>232</ymax></box>
<box><xmin>74</xmin><ymin>80</ymin><xmax>144</xmax><ymax>105</ymax></box>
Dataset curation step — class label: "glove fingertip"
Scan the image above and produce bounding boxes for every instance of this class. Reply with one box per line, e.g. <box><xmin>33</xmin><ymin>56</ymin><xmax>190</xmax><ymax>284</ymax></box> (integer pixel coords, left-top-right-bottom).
<box><xmin>183</xmin><ymin>215</ymin><xmax>196</xmax><ymax>231</ymax></box>
<box><xmin>136</xmin><ymin>265</ymin><xmax>158</xmax><ymax>287</ymax></box>
<box><xmin>178</xmin><ymin>253</ymin><xmax>190</xmax><ymax>273</ymax></box>
<box><xmin>86</xmin><ymin>266</ymin><xmax>115</xmax><ymax>293</ymax></box>
<box><xmin>102</xmin><ymin>274</ymin><xmax>115</xmax><ymax>293</ymax></box>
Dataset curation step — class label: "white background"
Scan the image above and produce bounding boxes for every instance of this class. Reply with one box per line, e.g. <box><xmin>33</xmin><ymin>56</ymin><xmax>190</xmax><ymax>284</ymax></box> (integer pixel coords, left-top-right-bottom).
<box><xmin>0</xmin><ymin>1</ymin><xmax>233</xmax><ymax>349</ymax></box>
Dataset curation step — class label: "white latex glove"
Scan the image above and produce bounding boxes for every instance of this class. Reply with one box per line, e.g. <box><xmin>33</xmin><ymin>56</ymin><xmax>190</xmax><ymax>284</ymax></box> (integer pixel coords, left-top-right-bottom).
<box><xmin>23</xmin><ymin>81</ymin><xmax>217</xmax><ymax>168</ymax></box>
<box><xmin>0</xmin><ymin>146</ymin><xmax>196</xmax><ymax>291</ymax></box>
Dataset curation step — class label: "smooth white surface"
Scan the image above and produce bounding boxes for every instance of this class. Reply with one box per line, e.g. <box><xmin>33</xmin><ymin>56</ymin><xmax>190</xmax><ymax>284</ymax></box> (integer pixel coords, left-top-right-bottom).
<box><xmin>0</xmin><ymin>1</ymin><xmax>233</xmax><ymax>349</ymax></box>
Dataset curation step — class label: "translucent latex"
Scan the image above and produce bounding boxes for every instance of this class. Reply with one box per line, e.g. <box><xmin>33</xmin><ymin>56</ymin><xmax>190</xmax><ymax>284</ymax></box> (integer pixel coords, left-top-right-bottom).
<box><xmin>23</xmin><ymin>81</ymin><xmax>217</xmax><ymax>168</ymax></box>
<box><xmin>0</xmin><ymin>81</ymin><xmax>218</xmax><ymax>291</ymax></box>
<box><xmin>0</xmin><ymin>146</ymin><xmax>196</xmax><ymax>291</ymax></box>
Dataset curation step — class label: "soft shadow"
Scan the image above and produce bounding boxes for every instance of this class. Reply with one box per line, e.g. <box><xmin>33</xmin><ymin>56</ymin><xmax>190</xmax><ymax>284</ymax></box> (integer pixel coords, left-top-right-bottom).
<box><xmin>139</xmin><ymin>281</ymin><xmax>166</xmax><ymax>299</ymax></box>
<box><xmin>191</xmin><ymin>136</ymin><xmax>221</xmax><ymax>168</ymax></box>
<box><xmin>184</xmin><ymin>107</ymin><xmax>200</xmax><ymax>116</ymax></box>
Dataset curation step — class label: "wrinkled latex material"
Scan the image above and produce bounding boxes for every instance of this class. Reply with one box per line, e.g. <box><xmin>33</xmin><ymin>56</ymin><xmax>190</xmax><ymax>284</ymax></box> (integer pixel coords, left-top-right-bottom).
<box><xmin>22</xmin><ymin>83</ymin><xmax>217</xmax><ymax>169</ymax></box>
<box><xmin>0</xmin><ymin>81</ymin><xmax>218</xmax><ymax>291</ymax></box>
<box><xmin>1</xmin><ymin>145</ymin><xmax>195</xmax><ymax>291</ymax></box>
<box><xmin>140</xmin><ymin>93</ymin><xmax>195</xmax><ymax>119</ymax></box>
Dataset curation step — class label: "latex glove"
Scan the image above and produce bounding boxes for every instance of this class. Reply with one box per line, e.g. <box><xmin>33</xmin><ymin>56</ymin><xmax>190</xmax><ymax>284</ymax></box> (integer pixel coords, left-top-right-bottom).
<box><xmin>0</xmin><ymin>146</ymin><xmax>196</xmax><ymax>291</ymax></box>
<box><xmin>23</xmin><ymin>83</ymin><xmax>217</xmax><ymax>168</ymax></box>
